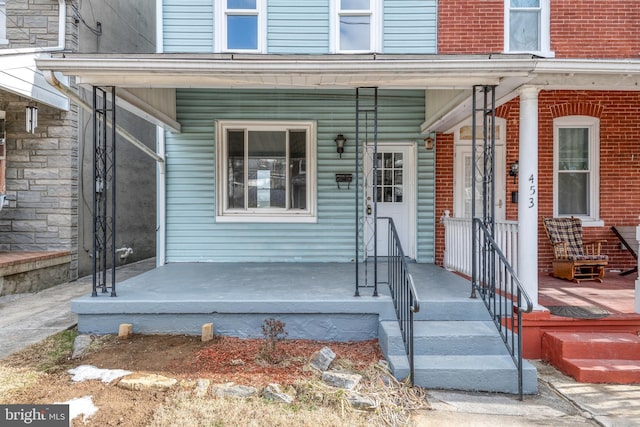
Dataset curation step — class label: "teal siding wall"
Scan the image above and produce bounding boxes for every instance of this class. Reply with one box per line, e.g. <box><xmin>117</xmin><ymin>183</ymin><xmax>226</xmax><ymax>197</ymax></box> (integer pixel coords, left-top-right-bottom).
<box><xmin>268</xmin><ymin>1</ymin><xmax>329</xmax><ymax>54</ymax></box>
<box><xmin>165</xmin><ymin>89</ymin><xmax>434</xmax><ymax>262</ymax></box>
<box><xmin>163</xmin><ymin>0</ymin><xmax>214</xmax><ymax>53</ymax></box>
<box><xmin>383</xmin><ymin>0</ymin><xmax>437</xmax><ymax>54</ymax></box>
<box><xmin>162</xmin><ymin>1</ymin><xmax>437</xmax><ymax>54</ymax></box>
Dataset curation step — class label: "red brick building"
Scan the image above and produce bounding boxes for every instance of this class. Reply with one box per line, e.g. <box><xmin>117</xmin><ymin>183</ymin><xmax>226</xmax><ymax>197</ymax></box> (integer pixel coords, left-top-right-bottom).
<box><xmin>433</xmin><ymin>0</ymin><xmax>640</xmax><ymax>282</ymax></box>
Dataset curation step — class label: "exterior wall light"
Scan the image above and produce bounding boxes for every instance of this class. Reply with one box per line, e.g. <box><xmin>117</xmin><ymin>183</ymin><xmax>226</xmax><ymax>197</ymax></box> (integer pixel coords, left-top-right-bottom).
<box><xmin>334</xmin><ymin>133</ymin><xmax>347</xmax><ymax>158</ymax></box>
<box><xmin>424</xmin><ymin>136</ymin><xmax>434</xmax><ymax>150</ymax></box>
<box><xmin>509</xmin><ymin>160</ymin><xmax>519</xmax><ymax>183</ymax></box>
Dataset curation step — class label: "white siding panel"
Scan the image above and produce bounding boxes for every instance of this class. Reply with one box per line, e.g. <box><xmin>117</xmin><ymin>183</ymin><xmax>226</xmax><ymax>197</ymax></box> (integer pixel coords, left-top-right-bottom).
<box><xmin>165</xmin><ymin>89</ymin><xmax>432</xmax><ymax>263</ymax></box>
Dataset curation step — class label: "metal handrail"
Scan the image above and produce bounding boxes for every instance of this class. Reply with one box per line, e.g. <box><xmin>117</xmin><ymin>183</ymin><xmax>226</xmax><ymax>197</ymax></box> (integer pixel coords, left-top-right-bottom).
<box><xmin>472</xmin><ymin>218</ymin><xmax>533</xmax><ymax>400</ymax></box>
<box><xmin>380</xmin><ymin>217</ymin><xmax>420</xmax><ymax>384</ymax></box>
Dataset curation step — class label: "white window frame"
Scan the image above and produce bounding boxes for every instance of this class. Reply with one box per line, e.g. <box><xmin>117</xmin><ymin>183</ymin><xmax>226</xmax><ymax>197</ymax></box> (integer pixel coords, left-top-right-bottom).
<box><xmin>0</xmin><ymin>0</ymin><xmax>8</xmax><ymax>45</ymax></box>
<box><xmin>331</xmin><ymin>0</ymin><xmax>382</xmax><ymax>54</ymax></box>
<box><xmin>214</xmin><ymin>0</ymin><xmax>266</xmax><ymax>53</ymax></box>
<box><xmin>504</xmin><ymin>0</ymin><xmax>553</xmax><ymax>58</ymax></box>
<box><xmin>553</xmin><ymin>116</ymin><xmax>601</xmax><ymax>226</ymax></box>
<box><xmin>216</xmin><ymin>120</ymin><xmax>317</xmax><ymax>223</ymax></box>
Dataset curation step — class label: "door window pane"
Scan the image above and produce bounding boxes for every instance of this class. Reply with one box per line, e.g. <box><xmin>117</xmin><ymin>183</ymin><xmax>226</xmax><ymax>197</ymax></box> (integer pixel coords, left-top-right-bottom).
<box><xmin>374</xmin><ymin>151</ymin><xmax>404</xmax><ymax>204</ymax></box>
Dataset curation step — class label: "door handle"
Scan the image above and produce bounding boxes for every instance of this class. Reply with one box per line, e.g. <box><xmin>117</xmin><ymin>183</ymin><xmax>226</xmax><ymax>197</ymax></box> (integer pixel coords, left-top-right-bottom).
<box><xmin>497</xmin><ymin>199</ymin><xmax>503</xmax><ymax>209</ymax></box>
<box><xmin>367</xmin><ymin>204</ymin><xmax>372</xmax><ymax>215</ymax></box>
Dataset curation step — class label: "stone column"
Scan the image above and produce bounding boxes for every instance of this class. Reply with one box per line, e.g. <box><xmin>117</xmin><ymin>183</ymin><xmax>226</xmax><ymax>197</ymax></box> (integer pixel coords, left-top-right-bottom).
<box><xmin>518</xmin><ymin>86</ymin><xmax>540</xmax><ymax>308</ymax></box>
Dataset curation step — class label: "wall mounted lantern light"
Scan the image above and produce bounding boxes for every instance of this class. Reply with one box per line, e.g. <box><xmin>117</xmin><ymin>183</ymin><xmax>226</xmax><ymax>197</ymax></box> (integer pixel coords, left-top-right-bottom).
<box><xmin>509</xmin><ymin>160</ymin><xmax>519</xmax><ymax>184</ymax></box>
<box><xmin>334</xmin><ymin>133</ymin><xmax>347</xmax><ymax>158</ymax></box>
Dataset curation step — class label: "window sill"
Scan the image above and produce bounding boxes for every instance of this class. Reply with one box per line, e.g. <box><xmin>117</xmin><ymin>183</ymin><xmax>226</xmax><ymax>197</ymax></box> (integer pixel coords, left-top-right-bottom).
<box><xmin>581</xmin><ymin>220</ymin><xmax>605</xmax><ymax>228</ymax></box>
<box><xmin>216</xmin><ymin>214</ymin><xmax>317</xmax><ymax>224</ymax></box>
<box><xmin>504</xmin><ymin>50</ymin><xmax>555</xmax><ymax>58</ymax></box>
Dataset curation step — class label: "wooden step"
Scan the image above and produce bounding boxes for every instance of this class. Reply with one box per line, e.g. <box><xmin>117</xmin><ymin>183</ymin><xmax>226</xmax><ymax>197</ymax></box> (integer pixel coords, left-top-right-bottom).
<box><xmin>542</xmin><ymin>331</ymin><xmax>640</xmax><ymax>384</ymax></box>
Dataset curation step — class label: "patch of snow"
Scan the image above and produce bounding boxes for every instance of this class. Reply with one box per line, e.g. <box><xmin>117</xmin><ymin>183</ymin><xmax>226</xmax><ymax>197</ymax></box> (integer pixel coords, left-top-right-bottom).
<box><xmin>56</xmin><ymin>395</ymin><xmax>98</xmax><ymax>423</ymax></box>
<box><xmin>68</xmin><ymin>365</ymin><xmax>131</xmax><ymax>384</ymax></box>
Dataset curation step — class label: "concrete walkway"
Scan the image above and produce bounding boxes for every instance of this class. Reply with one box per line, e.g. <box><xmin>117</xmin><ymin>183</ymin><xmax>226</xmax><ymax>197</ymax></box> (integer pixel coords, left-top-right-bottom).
<box><xmin>1</xmin><ymin>257</ymin><xmax>640</xmax><ymax>426</ymax></box>
<box><xmin>0</xmin><ymin>258</ymin><xmax>155</xmax><ymax>359</ymax></box>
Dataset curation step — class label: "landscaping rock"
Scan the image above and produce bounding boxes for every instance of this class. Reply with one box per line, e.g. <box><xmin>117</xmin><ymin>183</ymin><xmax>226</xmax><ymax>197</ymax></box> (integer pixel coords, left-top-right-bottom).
<box><xmin>347</xmin><ymin>392</ymin><xmax>377</xmax><ymax>411</ymax></box>
<box><xmin>321</xmin><ymin>371</ymin><xmax>362</xmax><ymax>390</ymax></box>
<box><xmin>262</xmin><ymin>383</ymin><xmax>295</xmax><ymax>403</ymax></box>
<box><xmin>195</xmin><ymin>379</ymin><xmax>211</xmax><ymax>398</ymax></box>
<box><xmin>212</xmin><ymin>382</ymin><xmax>258</xmax><ymax>398</ymax></box>
<box><xmin>309</xmin><ymin>346</ymin><xmax>336</xmax><ymax>371</ymax></box>
<box><xmin>118</xmin><ymin>373</ymin><xmax>177</xmax><ymax>391</ymax></box>
<box><xmin>71</xmin><ymin>335</ymin><xmax>92</xmax><ymax>359</ymax></box>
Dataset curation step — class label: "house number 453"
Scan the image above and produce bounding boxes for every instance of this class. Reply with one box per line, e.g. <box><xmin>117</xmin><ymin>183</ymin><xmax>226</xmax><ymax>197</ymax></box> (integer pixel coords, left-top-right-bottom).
<box><xmin>528</xmin><ymin>174</ymin><xmax>536</xmax><ymax>209</ymax></box>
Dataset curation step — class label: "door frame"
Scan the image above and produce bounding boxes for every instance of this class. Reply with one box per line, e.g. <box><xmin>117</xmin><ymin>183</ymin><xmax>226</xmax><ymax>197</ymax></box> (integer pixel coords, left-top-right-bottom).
<box><xmin>363</xmin><ymin>142</ymin><xmax>417</xmax><ymax>259</ymax></box>
<box><xmin>452</xmin><ymin>117</ymin><xmax>507</xmax><ymax>220</ymax></box>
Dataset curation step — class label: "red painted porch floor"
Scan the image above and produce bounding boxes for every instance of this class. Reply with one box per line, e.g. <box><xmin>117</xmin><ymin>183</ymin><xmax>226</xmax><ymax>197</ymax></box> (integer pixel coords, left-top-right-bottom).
<box><xmin>531</xmin><ymin>272</ymin><xmax>640</xmax><ymax>384</ymax></box>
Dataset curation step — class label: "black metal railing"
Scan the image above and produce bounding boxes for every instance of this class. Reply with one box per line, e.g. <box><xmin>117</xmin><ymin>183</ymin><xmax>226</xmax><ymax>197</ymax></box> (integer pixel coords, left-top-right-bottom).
<box><xmin>380</xmin><ymin>217</ymin><xmax>421</xmax><ymax>384</ymax></box>
<box><xmin>472</xmin><ymin>218</ymin><xmax>533</xmax><ymax>400</ymax></box>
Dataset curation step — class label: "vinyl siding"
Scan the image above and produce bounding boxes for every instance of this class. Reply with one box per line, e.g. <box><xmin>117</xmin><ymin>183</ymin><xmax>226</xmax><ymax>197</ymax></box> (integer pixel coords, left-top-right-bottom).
<box><xmin>383</xmin><ymin>0</ymin><xmax>437</xmax><ymax>54</ymax></box>
<box><xmin>165</xmin><ymin>89</ymin><xmax>434</xmax><ymax>262</ymax></box>
<box><xmin>162</xmin><ymin>0</ymin><xmax>214</xmax><ymax>53</ymax></box>
<box><xmin>268</xmin><ymin>1</ymin><xmax>329</xmax><ymax>54</ymax></box>
<box><xmin>162</xmin><ymin>1</ymin><xmax>437</xmax><ymax>54</ymax></box>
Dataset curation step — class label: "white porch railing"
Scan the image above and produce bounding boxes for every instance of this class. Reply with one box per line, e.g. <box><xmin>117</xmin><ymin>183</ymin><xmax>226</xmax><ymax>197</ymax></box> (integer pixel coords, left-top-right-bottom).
<box><xmin>442</xmin><ymin>210</ymin><xmax>519</xmax><ymax>277</ymax></box>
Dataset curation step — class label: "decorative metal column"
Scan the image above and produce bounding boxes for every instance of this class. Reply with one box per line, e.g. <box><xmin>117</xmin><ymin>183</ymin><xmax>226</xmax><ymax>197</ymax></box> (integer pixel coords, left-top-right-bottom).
<box><xmin>92</xmin><ymin>86</ymin><xmax>117</xmax><ymax>297</ymax></box>
<box><xmin>471</xmin><ymin>85</ymin><xmax>497</xmax><ymax>299</ymax></box>
<box><xmin>355</xmin><ymin>87</ymin><xmax>379</xmax><ymax>297</ymax></box>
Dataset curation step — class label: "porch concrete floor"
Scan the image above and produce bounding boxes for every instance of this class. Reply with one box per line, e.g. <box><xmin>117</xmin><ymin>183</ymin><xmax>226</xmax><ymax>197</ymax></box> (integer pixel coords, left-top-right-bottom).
<box><xmin>71</xmin><ymin>261</ymin><xmax>477</xmax><ymax>337</ymax></box>
<box><xmin>538</xmin><ymin>271</ymin><xmax>637</xmax><ymax>315</ymax></box>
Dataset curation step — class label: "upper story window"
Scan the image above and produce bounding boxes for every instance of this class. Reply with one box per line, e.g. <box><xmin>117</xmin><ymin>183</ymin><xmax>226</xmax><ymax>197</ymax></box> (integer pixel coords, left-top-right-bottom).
<box><xmin>332</xmin><ymin>0</ymin><xmax>381</xmax><ymax>53</ymax></box>
<box><xmin>216</xmin><ymin>0</ymin><xmax>265</xmax><ymax>52</ymax></box>
<box><xmin>0</xmin><ymin>1</ymin><xmax>8</xmax><ymax>45</ymax></box>
<box><xmin>553</xmin><ymin>116</ymin><xmax>600</xmax><ymax>224</ymax></box>
<box><xmin>505</xmin><ymin>0</ymin><xmax>553</xmax><ymax>57</ymax></box>
<box><xmin>216</xmin><ymin>121</ymin><xmax>317</xmax><ymax>223</ymax></box>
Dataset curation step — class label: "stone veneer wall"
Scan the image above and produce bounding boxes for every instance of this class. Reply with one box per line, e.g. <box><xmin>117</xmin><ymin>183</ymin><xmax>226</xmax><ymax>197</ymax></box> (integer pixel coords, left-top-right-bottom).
<box><xmin>0</xmin><ymin>0</ymin><xmax>79</xmax><ymax>279</ymax></box>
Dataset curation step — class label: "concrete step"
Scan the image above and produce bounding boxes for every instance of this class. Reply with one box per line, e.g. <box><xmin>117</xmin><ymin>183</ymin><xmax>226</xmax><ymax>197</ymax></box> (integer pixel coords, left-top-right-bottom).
<box><xmin>415</xmin><ymin>299</ymin><xmax>492</xmax><ymax>321</ymax></box>
<box><xmin>542</xmin><ymin>332</ymin><xmax>640</xmax><ymax>384</ymax></box>
<box><xmin>413</xmin><ymin>355</ymin><xmax>538</xmax><ymax>394</ymax></box>
<box><xmin>380</xmin><ymin>320</ymin><xmax>509</xmax><ymax>356</ymax></box>
<box><xmin>561</xmin><ymin>359</ymin><xmax>640</xmax><ymax>384</ymax></box>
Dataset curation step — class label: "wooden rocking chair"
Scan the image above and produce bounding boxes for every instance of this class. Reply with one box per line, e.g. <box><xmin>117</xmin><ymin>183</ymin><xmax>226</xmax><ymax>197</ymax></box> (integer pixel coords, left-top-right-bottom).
<box><xmin>542</xmin><ymin>217</ymin><xmax>608</xmax><ymax>283</ymax></box>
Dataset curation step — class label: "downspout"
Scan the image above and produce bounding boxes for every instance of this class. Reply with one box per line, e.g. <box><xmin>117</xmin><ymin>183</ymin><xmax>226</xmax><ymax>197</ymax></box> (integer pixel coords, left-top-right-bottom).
<box><xmin>0</xmin><ymin>0</ymin><xmax>66</xmax><ymax>55</ymax></box>
<box><xmin>43</xmin><ymin>70</ymin><xmax>165</xmax><ymax>164</ymax></box>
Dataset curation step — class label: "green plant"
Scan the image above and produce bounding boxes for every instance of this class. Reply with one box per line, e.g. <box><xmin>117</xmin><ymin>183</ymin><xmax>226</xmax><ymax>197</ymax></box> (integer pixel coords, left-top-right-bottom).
<box><xmin>259</xmin><ymin>318</ymin><xmax>288</xmax><ymax>364</ymax></box>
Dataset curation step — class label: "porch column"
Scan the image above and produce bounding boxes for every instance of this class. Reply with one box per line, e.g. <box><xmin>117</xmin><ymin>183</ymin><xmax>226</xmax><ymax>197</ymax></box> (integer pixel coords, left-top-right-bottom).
<box><xmin>518</xmin><ymin>86</ymin><xmax>540</xmax><ymax>308</ymax></box>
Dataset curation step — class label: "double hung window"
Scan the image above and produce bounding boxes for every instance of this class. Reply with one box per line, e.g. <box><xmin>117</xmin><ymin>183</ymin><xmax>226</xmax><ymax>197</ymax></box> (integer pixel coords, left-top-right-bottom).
<box><xmin>217</xmin><ymin>0</ymin><xmax>264</xmax><ymax>52</ymax></box>
<box><xmin>333</xmin><ymin>0</ymin><xmax>380</xmax><ymax>53</ymax></box>
<box><xmin>217</xmin><ymin>121</ymin><xmax>316</xmax><ymax>222</ymax></box>
<box><xmin>505</xmin><ymin>0</ymin><xmax>552</xmax><ymax>56</ymax></box>
<box><xmin>553</xmin><ymin>116</ymin><xmax>600</xmax><ymax>223</ymax></box>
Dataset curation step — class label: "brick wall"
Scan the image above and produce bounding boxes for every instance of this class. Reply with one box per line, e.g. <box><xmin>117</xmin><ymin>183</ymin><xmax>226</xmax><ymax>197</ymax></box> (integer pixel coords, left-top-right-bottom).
<box><xmin>439</xmin><ymin>0</ymin><xmax>640</xmax><ymax>58</ymax></box>
<box><xmin>438</xmin><ymin>0</ymin><xmax>504</xmax><ymax>54</ymax></box>
<box><xmin>435</xmin><ymin>91</ymin><xmax>640</xmax><ymax>272</ymax></box>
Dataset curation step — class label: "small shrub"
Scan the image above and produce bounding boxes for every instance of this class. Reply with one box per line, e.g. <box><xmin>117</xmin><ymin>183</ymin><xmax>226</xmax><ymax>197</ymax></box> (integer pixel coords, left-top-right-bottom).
<box><xmin>259</xmin><ymin>318</ymin><xmax>288</xmax><ymax>364</ymax></box>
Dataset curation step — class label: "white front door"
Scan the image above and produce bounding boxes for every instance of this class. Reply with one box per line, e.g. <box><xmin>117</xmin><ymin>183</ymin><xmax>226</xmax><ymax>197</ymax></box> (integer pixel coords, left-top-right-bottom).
<box><xmin>364</xmin><ymin>143</ymin><xmax>416</xmax><ymax>258</ymax></box>
<box><xmin>454</xmin><ymin>144</ymin><xmax>506</xmax><ymax>220</ymax></box>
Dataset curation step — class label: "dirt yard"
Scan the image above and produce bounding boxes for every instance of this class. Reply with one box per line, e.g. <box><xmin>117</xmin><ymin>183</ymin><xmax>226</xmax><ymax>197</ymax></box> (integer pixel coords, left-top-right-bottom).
<box><xmin>0</xmin><ymin>329</ymin><xmax>427</xmax><ymax>426</ymax></box>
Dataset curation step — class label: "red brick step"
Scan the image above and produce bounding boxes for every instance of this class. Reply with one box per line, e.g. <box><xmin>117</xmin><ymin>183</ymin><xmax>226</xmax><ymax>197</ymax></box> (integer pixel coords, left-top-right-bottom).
<box><xmin>541</xmin><ymin>331</ymin><xmax>640</xmax><ymax>384</ymax></box>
